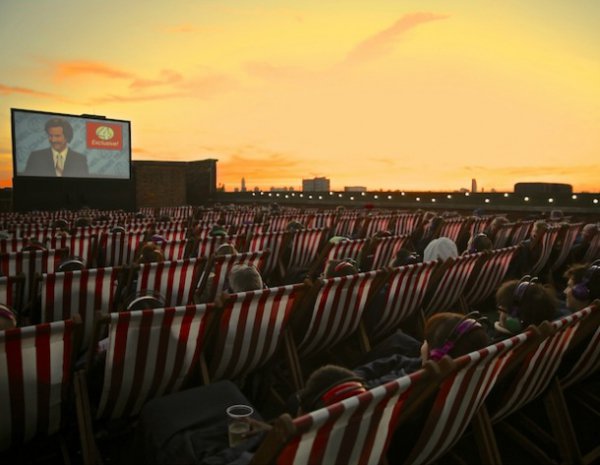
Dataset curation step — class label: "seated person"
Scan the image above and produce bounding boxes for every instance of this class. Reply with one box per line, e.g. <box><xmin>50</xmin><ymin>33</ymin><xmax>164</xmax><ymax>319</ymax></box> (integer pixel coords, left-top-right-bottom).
<box><xmin>390</xmin><ymin>248</ymin><xmax>421</xmax><ymax>268</ymax></box>
<box><xmin>562</xmin><ymin>261</ymin><xmax>600</xmax><ymax>312</ymax></box>
<box><xmin>132</xmin><ymin>365</ymin><xmax>366</xmax><ymax>465</ymax></box>
<box><xmin>464</xmin><ymin>233</ymin><xmax>493</xmax><ymax>255</ymax></box>
<box><xmin>423</xmin><ymin>237</ymin><xmax>458</xmax><ymax>262</ymax></box>
<box><xmin>494</xmin><ymin>276</ymin><xmax>557</xmax><ymax>337</ymax></box>
<box><xmin>0</xmin><ymin>304</ymin><xmax>17</xmax><ymax>330</ymax></box>
<box><xmin>136</xmin><ymin>242</ymin><xmax>164</xmax><ymax>264</ymax></box>
<box><xmin>228</xmin><ymin>264</ymin><xmax>264</xmax><ymax>293</ymax></box>
<box><xmin>569</xmin><ymin>223</ymin><xmax>598</xmax><ymax>264</ymax></box>
<box><xmin>322</xmin><ymin>258</ymin><xmax>358</xmax><ymax>279</ymax></box>
<box><xmin>355</xmin><ymin>312</ymin><xmax>490</xmax><ymax>388</ymax></box>
<box><xmin>483</xmin><ymin>216</ymin><xmax>509</xmax><ymax>247</ymax></box>
<box><xmin>58</xmin><ymin>255</ymin><xmax>86</xmax><ymax>272</ymax></box>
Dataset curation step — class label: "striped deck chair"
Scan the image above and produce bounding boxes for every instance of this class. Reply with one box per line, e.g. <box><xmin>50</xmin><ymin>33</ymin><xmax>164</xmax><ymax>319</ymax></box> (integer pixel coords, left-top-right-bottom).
<box><xmin>363</xmin><ymin>215</ymin><xmax>393</xmax><ymax>238</ymax></box>
<box><xmin>485</xmin><ymin>312</ymin><xmax>590</xmax><ymax>463</ymax></box>
<box><xmin>41</xmin><ymin>267</ymin><xmax>121</xmax><ymax>349</ymax></box>
<box><xmin>159</xmin><ymin>239</ymin><xmax>190</xmax><ymax>261</ymax></box>
<box><xmin>246</xmin><ymin>231</ymin><xmax>290</xmax><ymax>281</ymax></box>
<box><xmin>206</xmin><ymin>283</ymin><xmax>307</xmax><ymax>384</ymax></box>
<box><xmin>0</xmin><ymin>317</ymin><xmax>81</xmax><ymax>457</ymax></box>
<box><xmin>251</xmin><ymin>364</ymin><xmax>440</xmax><ymax>465</ymax></box>
<box><xmin>98</xmin><ymin>231</ymin><xmax>146</xmax><ymax>267</ymax></box>
<box><xmin>312</xmin><ymin>238</ymin><xmax>369</xmax><ymax>278</ymax></box>
<box><xmin>284</xmin><ymin>228</ymin><xmax>329</xmax><ymax>279</ymax></box>
<box><xmin>528</xmin><ymin>225</ymin><xmax>561</xmax><ymax>275</ymax></box>
<box><xmin>462</xmin><ymin>246</ymin><xmax>520</xmax><ymax>309</ymax></box>
<box><xmin>369</xmin><ymin>235</ymin><xmax>409</xmax><ymax>271</ymax></box>
<box><xmin>309</xmin><ymin>213</ymin><xmax>336</xmax><ymax>229</ymax></box>
<box><xmin>47</xmin><ymin>234</ymin><xmax>97</xmax><ymax>267</ymax></box>
<box><xmin>470</xmin><ymin>217</ymin><xmax>491</xmax><ymax>236</ymax></box>
<box><xmin>230</xmin><ymin>223</ymin><xmax>266</xmax><ymax>251</ymax></box>
<box><xmin>267</xmin><ymin>215</ymin><xmax>297</xmax><ymax>232</ymax></box>
<box><xmin>583</xmin><ymin>232</ymin><xmax>600</xmax><ymax>262</ymax></box>
<box><xmin>193</xmin><ymin>235</ymin><xmax>230</xmax><ymax>259</ymax></box>
<box><xmin>0</xmin><ymin>274</ymin><xmax>26</xmax><ymax>320</ymax></box>
<box><xmin>421</xmin><ymin>254</ymin><xmax>482</xmax><ymax>317</ymax></box>
<box><xmin>402</xmin><ymin>329</ymin><xmax>540</xmax><ymax>465</ymax></box>
<box><xmin>393</xmin><ymin>213</ymin><xmax>423</xmax><ymax>236</ymax></box>
<box><xmin>0</xmin><ymin>238</ymin><xmax>28</xmax><ymax>253</ymax></box>
<box><xmin>368</xmin><ymin>261</ymin><xmax>439</xmax><ymax>342</ymax></box>
<box><xmin>510</xmin><ymin>221</ymin><xmax>534</xmax><ymax>246</ymax></box>
<box><xmin>493</xmin><ymin>223</ymin><xmax>515</xmax><ymax>249</ymax></box>
<box><xmin>334</xmin><ymin>215</ymin><xmax>360</xmax><ymax>237</ymax></box>
<box><xmin>551</xmin><ymin>223</ymin><xmax>582</xmax><ymax>271</ymax></box>
<box><xmin>133</xmin><ymin>258</ymin><xmax>206</xmax><ymax>307</ymax></box>
<box><xmin>439</xmin><ymin>218</ymin><xmax>468</xmax><ymax>243</ymax></box>
<box><xmin>197</xmin><ymin>250</ymin><xmax>270</xmax><ymax>303</ymax></box>
<box><xmin>153</xmin><ymin>229</ymin><xmax>188</xmax><ymax>241</ymax></box>
<box><xmin>295</xmin><ymin>270</ymin><xmax>385</xmax><ymax>368</ymax></box>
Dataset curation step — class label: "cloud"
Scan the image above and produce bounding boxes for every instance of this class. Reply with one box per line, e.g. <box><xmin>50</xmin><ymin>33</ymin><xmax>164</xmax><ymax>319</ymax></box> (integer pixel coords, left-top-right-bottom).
<box><xmin>244</xmin><ymin>62</ymin><xmax>304</xmax><ymax>80</ymax></box>
<box><xmin>130</xmin><ymin>70</ymin><xmax>183</xmax><ymax>89</ymax></box>
<box><xmin>343</xmin><ymin>12</ymin><xmax>450</xmax><ymax>65</ymax></box>
<box><xmin>54</xmin><ymin>60</ymin><xmax>134</xmax><ymax>80</ymax></box>
<box><xmin>88</xmin><ymin>91</ymin><xmax>187</xmax><ymax>104</ymax></box>
<box><xmin>0</xmin><ymin>83</ymin><xmax>60</xmax><ymax>99</ymax></box>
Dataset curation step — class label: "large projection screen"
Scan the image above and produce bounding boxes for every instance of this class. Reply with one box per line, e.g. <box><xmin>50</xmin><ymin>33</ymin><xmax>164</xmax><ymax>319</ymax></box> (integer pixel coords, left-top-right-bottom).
<box><xmin>11</xmin><ymin>108</ymin><xmax>131</xmax><ymax>180</ymax></box>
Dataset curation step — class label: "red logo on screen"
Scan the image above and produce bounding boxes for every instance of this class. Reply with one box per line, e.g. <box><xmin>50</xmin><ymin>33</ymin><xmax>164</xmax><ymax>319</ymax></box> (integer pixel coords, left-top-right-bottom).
<box><xmin>86</xmin><ymin>122</ymin><xmax>123</xmax><ymax>150</ymax></box>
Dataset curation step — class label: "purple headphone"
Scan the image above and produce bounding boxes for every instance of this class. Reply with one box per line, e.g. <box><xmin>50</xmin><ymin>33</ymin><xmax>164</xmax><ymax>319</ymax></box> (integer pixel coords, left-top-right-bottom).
<box><xmin>429</xmin><ymin>312</ymin><xmax>484</xmax><ymax>361</ymax></box>
<box><xmin>510</xmin><ymin>275</ymin><xmax>538</xmax><ymax>317</ymax></box>
<box><xmin>571</xmin><ymin>260</ymin><xmax>600</xmax><ymax>301</ymax></box>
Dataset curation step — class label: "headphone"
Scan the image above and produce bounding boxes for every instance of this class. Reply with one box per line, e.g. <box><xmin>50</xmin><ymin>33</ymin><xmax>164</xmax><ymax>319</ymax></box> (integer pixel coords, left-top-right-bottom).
<box><xmin>0</xmin><ymin>303</ymin><xmax>17</xmax><ymax>328</ymax></box>
<box><xmin>571</xmin><ymin>260</ymin><xmax>600</xmax><ymax>302</ymax></box>
<box><xmin>333</xmin><ymin>258</ymin><xmax>358</xmax><ymax>275</ymax></box>
<box><xmin>124</xmin><ymin>290</ymin><xmax>166</xmax><ymax>311</ymax></box>
<box><xmin>58</xmin><ymin>256</ymin><xmax>86</xmax><ymax>272</ymax></box>
<box><xmin>504</xmin><ymin>275</ymin><xmax>538</xmax><ymax>333</ymax></box>
<box><xmin>298</xmin><ymin>376</ymin><xmax>367</xmax><ymax>412</ymax></box>
<box><xmin>429</xmin><ymin>312</ymin><xmax>486</xmax><ymax>361</ymax></box>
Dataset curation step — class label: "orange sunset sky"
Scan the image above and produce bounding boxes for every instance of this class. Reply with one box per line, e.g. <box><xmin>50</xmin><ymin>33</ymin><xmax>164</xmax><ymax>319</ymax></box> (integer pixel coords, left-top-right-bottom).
<box><xmin>1</xmin><ymin>1</ymin><xmax>599</xmax><ymax>192</ymax></box>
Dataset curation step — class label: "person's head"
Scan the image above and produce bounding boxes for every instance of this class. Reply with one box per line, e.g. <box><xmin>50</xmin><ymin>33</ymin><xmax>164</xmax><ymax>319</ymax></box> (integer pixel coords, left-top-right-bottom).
<box><xmin>391</xmin><ymin>248</ymin><xmax>420</xmax><ymax>267</ymax></box>
<box><xmin>495</xmin><ymin>277</ymin><xmax>557</xmax><ymax>334</ymax></box>
<box><xmin>422</xmin><ymin>312</ymin><xmax>490</xmax><ymax>363</ymax></box>
<box><xmin>467</xmin><ymin>233</ymin><xmax>493</xmax><ymax>254</ymax></box>
<box><xmin>74</xmin><ymin>216</ymin><xmax>92</xmax><ymax>228</ymax></box>
<box><xmin>563</xmin><ymin>261</ymin><xmax>600</xmax><ymax>311</ymax></box>
<box><xmin>581</xmin><ymin>223</ymin><xmax>598</xmax><ymax>243</ymax></box>
<box><xmin>531</xmin><ymin>220</ymin><xmax>548</xmax><ymax>241</ymax></box>
<box><xmin>138</xmin><ymin>242</ymin><xmax>164</xmax><ymax>264</ymax></box>
<box><xmin>228</xmin><ymin>264</ymin><xmax>264</xmax><ymax>293</ymax></box>
<box><xmin>0</xmin><ymin>304</ymin><xmax>17</xmax><ymax>330</ymax></box>
<box><xmin>286</xmin><ymin>220</ymin><xmax>304</xmax><ymax>232</ymax></box>
<box><xmin>210</xmin><ymin>224</ymin><xmax>228</xmax><ymax>237</ymax></box>
<box><xmin>45</xmin><ymin>118</ymin><xmax>73</xmax><ymax>152</ymax></box>
<box><xmin>324</xmin><ymin>258</ymin><xmax>358</xmax><ymax>278</ymax></box>
<box><xmin>489</xmin><ymin>216</ymin><xmax>509</xmax><ymax>235</ymax></box>
<box><xmin>296</xmin><ymin>365</ymin><xmax>366</xmax><ymax>415</ymax></box>
<box><xmin>423</xmin><ymin>237</ymin><xmax>458</xmax><ymax>262</ymax></box>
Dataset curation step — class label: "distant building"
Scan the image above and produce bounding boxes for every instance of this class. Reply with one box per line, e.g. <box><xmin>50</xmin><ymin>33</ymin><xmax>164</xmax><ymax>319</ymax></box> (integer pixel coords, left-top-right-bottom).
<box><xmin>514</xmin><ymin>182</ymin><xmax>572</xmax><ymax>195</ymax></box>
<box><xmin>471</xmin><ymin>178</ymin><xmax>477</xmax><ymax>193</ymax></box>
<box><xmin>270</xmin><ymin>186</ymin><xmax>290</xmax><ymax>192</ymax></box>
<box><xmin>241</xmin><ymin>177</ymin><xmax>246</xmax><ymax>192</ymax></box>
<box><xmin>303</xmin><ymin>177</ymin><xmax>330</xmax><ymax>192</ymax></box>
<box><xmin>344</xmin><ymin>186</ymin><xmax>367</xmax><ymax>192</ymax></box>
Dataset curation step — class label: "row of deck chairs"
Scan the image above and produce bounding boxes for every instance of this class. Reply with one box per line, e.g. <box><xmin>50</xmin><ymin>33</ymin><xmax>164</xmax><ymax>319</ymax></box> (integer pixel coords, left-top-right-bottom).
<box><xmin>2</xmin><ymin>295</ymin><xmax>598</xmax><ymax>464</ymax></box>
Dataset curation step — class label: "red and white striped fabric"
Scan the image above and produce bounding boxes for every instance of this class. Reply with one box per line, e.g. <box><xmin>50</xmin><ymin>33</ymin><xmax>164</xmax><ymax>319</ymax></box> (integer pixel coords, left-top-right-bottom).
<box><xmin>96</xmin><ymin>304</ymin><xmax>212</xmax><ymax>419</ymax></box>
<box><xmin>246</xmin><ymin>231</ymin><xmax>289</xmax><ymax>278</ymax></box>
<box><xmin>200</xmin><ymin>251</ymin><xmax>269</xmax><ymax>302</ymax></box>
<box><xmin>194</xmin><ymin>236</ymin><xmax>230</xmax><ymax>259</ymax></box>
<box><xmin>469</xmin><ymin>217</ymin><xmax>491</xmax><ymax>236</ymax></box>
<box><xmin>370</xmin><ymin>261</ymin><xmax>438</xmax><ymax>341</ymax></box>
<box><xmin>154</xmin><ymin>229</ymin><xmax>188</xmax><ymax>242</ymax></box>
<box><xmin>285</xmin><ymin>228</ymin><xmax>329</xmax><ymax>275</ymax></box>
<box><xmin>393</xmin><ymin>213</ymin><xmax>423</xmax><ymax>236</ymax></box>
<box><xmin>267</xmin><ymin>215</ymin><xmax>298</xmax><ymax>232</ymax></box>
<box><xmin>0</xmin><ymin>318</ymin><xmax>79</xmax><ymax>451</ymax></box>
<box><xmin>551</xmin><ymin>223</ymin><xmax>582</xmax><ymax>271</ymax></box>
<box><xmin>135</xmin><ymin>258</ymin><xmax>205</xmax><ymax>307</ymax></box>
<box><xmin>0</xmin><ymin>275</ymin><xmax>25</xmax><ymax>313</ymax></box>
<box><xmin>510</xmin><ymin>221</ymin><xmax>534</xmax><ymax>246</ymax></box>
<box><xmin>529</xmin><ymin>225</ymin><xmax>561</xmax><ymax>275</ymax></box>
<box><xmin>405</xmin><ymin>331</ymin><xmax>533</xmax><ymax>465</ymax></box>
<box><xmin>309</xmin><ymin>213</ymin><xmax>336</xmax><ymax>229</ymax></box>
<box><xmin>272</xmin><ymin>368</ymin><xmax>427</xmax><ymax>465</ymax></box>
<box><xmin>159</xmin><ymin>239</ymin><xmax>190</xmax><ymax>261</ymax></box>
<box><xmin>438</xmin><ymin>219</ymin><xmax>467</xmax><ymax>243</ymax></box>
<box><xmin>0</xmin><ymin>238</ymin><xmax>28</xmax><ymax>254</ymax></box>
<box><xmin>369</xmin><ymin>235</ymin><xmax>409</xmax><ymax>271</ymax></box>
<box><xmin>99</xmin><ymin>231</ymin><xmax>146</xmax><ymax>267</ymax></box>
<box><xmin>363</xmin><ymin>215</ymin><xmax>393</xmax><ymax>238</ymax></box>
<box><xmin>490</xmin><ymin>311</ymin><xmax>585</xmax><ymax>423</ymax></box>
<box><xmin>492</xmin><ymin>223</ymin><xmax>514</xmax><ymax>249</ymax></box>
<box><xmin>462</xmin><ymin>247</ymin><xmax>519</xmax><ymax>307</ymax></box>
<box><xmin>41</xmin><ymin>267</ymin><xmax>121</xmax><ymax>347</ymax></box>
<box><xmin>323</xmin><ymin>239</ymin><xmax>369</xmax><ymax>270</ymax></box>
<box><xmin>208</xmin><ymin>283</ymin><xmax>306</xmax><ymax>381</ymax></box>
<box><xmin>559</xmin><ymin>305</ymin><xmax>600</xmax><ymax>389</ymax></box>
<box><xmin>223</xmin><ymin>211</ymin><xmax>255</xmax><ymax>226</ymax></box>
<box><xmin>297</xmin><ymin>271</ymin><xmax>383</xmax><ymax>359</ymax></box>
<box><xmin>47</xmin><ymin>234</ymin><xmax>96</xmax><ymax>266</ymax></box>
<box><xmin>421</xmin><ymin>254</ymin><xmax>481</xmax><ymax>317</ymax></box>
<box><xmin>73</xmin><ymin>225</ymin><xmax>111</xmax><ymax>237</ymax></box>
<box><xmin>334</xmin><ymin>215</ymin><xmax>360</xmax><ymax>237</ymax></box>
<box><xmin>158</xmin><ymin>206</ymin><xmax>194</xmax><ymax>219</ymax></box>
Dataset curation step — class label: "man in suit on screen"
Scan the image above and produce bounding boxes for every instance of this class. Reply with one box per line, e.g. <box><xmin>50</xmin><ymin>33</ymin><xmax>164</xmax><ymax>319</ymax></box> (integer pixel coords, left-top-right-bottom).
<box><xmin>24</xmin><ymin>117</ymin><xmax>89</xmax><ymax>177</ymax></box>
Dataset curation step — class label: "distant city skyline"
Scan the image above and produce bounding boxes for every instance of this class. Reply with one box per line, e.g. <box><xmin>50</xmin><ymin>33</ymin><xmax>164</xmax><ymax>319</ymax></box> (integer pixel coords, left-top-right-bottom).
<box><xmin>1</xmin><ymin>1</ymin><xmax>599</xmax><ymax>192</ymax></box>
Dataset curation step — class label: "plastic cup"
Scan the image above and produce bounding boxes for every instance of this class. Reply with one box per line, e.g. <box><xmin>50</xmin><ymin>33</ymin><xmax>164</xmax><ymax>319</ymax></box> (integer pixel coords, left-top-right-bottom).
<box><xmin>226</xmin><ymin>404</ymin><xmax>253</xmax><ymax>447</ymax></box>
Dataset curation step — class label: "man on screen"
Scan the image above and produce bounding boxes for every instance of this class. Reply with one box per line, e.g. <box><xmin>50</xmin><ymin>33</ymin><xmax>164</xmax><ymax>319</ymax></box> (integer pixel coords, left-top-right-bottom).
<box><xmin>24</xmin><ymin>117</ymin><xmax>89</xmax><ymax>177</ymax></box>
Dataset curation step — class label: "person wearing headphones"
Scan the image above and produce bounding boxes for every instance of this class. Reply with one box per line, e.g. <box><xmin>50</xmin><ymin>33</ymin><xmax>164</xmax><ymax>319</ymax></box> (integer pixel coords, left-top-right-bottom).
<box><xmin>494</xmin><ymin>276</ymin><xmax>557</xmax><ymax>337</ymax></box>
<box><xmin>563</xmin><ymin>261</ymin><xmax>600</xmax><ymax>312</ymax></box>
